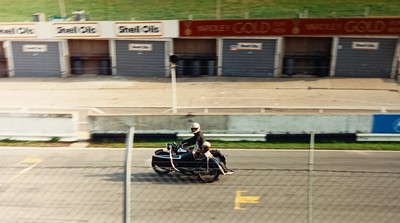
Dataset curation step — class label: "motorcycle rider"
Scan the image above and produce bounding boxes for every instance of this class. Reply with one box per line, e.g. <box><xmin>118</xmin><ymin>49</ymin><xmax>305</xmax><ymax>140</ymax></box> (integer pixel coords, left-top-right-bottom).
<box><xmin>181</xmin><ymin>122</ymin><xmax>206</xmax><ymax>150</ymax></box>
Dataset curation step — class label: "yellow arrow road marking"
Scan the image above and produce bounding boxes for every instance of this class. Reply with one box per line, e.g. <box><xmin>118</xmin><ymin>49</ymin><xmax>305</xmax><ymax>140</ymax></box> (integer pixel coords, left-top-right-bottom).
<box><xmin>10</xmin><ymin>157</ymin><xmax>43</xmax><ymax>180</ymax></box>
<box><xmin>234</xmin><ymin>190</ymin><xmax>260</xmax><ymax>210</ymax></box>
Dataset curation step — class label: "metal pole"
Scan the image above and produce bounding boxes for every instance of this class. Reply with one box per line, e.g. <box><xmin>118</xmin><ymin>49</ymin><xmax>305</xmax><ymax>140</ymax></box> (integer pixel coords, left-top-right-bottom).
<box><xmin>171</xmin><ymin>64</ymin><xmax>178</xmax><ymax>113</ymax></box>
<box><xmin>216</xmin><ymin>0</ymin><xmax>221</xmax><ymax>19</ymax></box>
<box><xmin>124</xmin><ymin>127</ymin><xmax>135</xmax><ymax>223</ymax></box>
<box><xmin>364</xmin><ymin>6</ymin><xmax>370</xmax><ymax>17</ymax></box>
<box><xmin>307</xmin><ymin>132</ymin><xmax>315</xmax><ymax>223</ymax></box>
<box><xmin>58</xmin><ymin>0</ymin><xmax>67</xmax><ymax>18</ymax></box>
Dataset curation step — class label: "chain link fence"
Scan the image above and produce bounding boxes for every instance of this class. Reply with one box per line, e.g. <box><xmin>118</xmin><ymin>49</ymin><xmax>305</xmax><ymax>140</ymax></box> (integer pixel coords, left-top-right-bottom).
<box><xmin>1</xmin><ymin>145</ymin><xmax>399</xmax><ymax>223</ymax></box>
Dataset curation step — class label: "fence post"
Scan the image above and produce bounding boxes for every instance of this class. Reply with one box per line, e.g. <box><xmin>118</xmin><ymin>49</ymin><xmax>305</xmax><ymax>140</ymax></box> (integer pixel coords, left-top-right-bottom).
<box><xmin>124</xmin><ymin>127</ymin><xmax>135</xmax><ymax>223</ymax></box>
<box><xmin>171</xmin><ymin>64</ymin><xmax>178</xmax><ymax>113</ymax></box>
<box><xmin>307</xmin><ymin>132</ymin><xmax>315</xmax><ymax>223</ymax></box>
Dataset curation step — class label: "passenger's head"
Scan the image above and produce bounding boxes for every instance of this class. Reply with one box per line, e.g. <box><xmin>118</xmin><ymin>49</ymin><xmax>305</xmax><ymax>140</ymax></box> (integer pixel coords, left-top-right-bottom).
<box><xmin>202</xmin><ymin>141</ymin><xmax>211</xmax><ymax>151</ymax></box>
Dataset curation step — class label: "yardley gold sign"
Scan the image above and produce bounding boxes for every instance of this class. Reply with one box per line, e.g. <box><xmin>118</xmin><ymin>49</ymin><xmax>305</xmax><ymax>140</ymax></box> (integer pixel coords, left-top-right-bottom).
<box><xmin>180</xmin><ymin>18</ymin><xmax>400</xmax><ymax>36</ymax></box>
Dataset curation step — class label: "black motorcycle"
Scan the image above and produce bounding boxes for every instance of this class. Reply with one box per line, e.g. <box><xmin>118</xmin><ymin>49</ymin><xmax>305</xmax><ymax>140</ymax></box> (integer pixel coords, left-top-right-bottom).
<box><xmin>151</xmin><ymin>143</ymin><xmax>233</xmax><ymax>183</ymax></box>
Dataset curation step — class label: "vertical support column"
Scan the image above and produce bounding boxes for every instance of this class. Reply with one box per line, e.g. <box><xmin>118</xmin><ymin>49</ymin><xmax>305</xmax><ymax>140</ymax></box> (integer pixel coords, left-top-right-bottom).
<box><xmin>4</xmin><ymin>41</ymin><xmax>14</xmax><ymax>77</ymax></box>
<box><xmin>217</xmin><ymin>38</ymin><xmax>223</xmax><ymax>76</ymax></box>
<box><xmin>110</xmin><ymin>40</ymin><xmax>117</xmax><ymax>76</ymax></box>
<box><xmin>275</xmin><ymin>37</ymin><xmax>283</xmax><ymax>77</ymax></box>
<box><xmin>60</xmin><ymin>40</ymin><xmax>70</xmax><ymax>77</ymax></box>
<box><xmin>330</xmin><ymin>37</ymin><xmax>339</xmax><ymax>77</ymax></box>
<box><xmin>390</xmin><ymin>37</ymin><xmax>400</xmax><ymax>79</ymax></box>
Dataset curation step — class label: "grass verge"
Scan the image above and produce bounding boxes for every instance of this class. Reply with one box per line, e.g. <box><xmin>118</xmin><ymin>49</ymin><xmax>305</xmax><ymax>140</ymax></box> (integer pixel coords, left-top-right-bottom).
<box><xmin>88</xmin><ymin>140</ymin><xmax>400</xmax><ymax>151</ymax></box>
<box><xmin>0</xmin><ymin>140</ymin><xmax>71</xmax><ymax>147</ymax></box>
<box><xmin>0</xmin><ymin>139</ymin><xmax>398</xmax><ymax>151</ymax></box>
<box><xmin>1</xmin><ymin>0</ymin><xmax>399</xmax><ymax>22</ymax></box>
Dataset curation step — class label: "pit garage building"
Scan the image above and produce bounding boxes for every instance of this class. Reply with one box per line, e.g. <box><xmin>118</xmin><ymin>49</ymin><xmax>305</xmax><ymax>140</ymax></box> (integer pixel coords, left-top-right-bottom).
<box><xmin>0</xmin><ymin>17</ymin><xmax>398</xmax><ymax>79</ymax></box>
<box><xmin>177</xmin><ymin>17</ymin><xmax>400</xmax><ymax>78</ymax></box>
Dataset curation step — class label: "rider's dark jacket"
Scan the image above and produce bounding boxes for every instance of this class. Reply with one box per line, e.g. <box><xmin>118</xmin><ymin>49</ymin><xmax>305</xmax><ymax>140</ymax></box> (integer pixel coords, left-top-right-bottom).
<box><xmin>181</xmin><ymin>131</ymin><xmax>205</xmax><ymax>148</ymax></box>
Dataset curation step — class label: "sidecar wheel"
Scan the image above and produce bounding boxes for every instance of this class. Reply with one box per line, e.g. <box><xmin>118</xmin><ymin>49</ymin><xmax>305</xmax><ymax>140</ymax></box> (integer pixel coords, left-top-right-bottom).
<box><xmin>197</xmin><ymin>163</ymin><xmax>220</xmax><ymax>183</ymax></box>
<box><xmin>152</xmin><ymin>161</ymin><xmax>170</xmax><ymax>175</ymax></box>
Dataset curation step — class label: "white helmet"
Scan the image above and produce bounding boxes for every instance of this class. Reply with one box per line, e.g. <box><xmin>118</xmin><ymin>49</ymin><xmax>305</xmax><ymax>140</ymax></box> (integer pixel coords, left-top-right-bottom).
<box><xmin>201</xmin><ymin>141</ymin><xmax>211</xmax><ymax>153</ymax></box>
<box><xmin>202</xmin><ymin>141</ymin><xmax>211</xmax><ymax>149</ymax></box>
<box><xmin>191</xmin><ymin>122</ymin><xmax>201</xmax><ymax>133</ymax></box>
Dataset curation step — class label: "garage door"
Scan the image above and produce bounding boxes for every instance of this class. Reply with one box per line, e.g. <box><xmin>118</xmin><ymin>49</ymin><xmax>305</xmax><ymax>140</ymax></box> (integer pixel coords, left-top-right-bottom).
<box><xmin>12</xmin><ymin>41</ymin><xmax>61</xmax><ymax>77</ymax></box>
<box><xmin>222</xmin><ymin>39</ymin><xmax>277</xmax><ymax>77</ymax></box>
<box><xmin>115</xmin><ymin>40</ymin><xmax>167</xmax><ymax>77</ymax></box>
<box><xmin>335</xmin><ymin>38</ymin><xmax>397</xmax><ymax>78</ymax></box>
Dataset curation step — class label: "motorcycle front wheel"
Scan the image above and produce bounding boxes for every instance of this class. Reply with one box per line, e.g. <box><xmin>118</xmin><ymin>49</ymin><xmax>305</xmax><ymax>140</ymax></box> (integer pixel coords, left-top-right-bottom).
<box><xmin>152</xmin><ymin>160</ymin><xmax>171</xmax><ymax>175</ymax></box>
<box><xmin>197</xmin><ymin>163</ymin><xmax>220</xmax><ymax>183</ymax></box>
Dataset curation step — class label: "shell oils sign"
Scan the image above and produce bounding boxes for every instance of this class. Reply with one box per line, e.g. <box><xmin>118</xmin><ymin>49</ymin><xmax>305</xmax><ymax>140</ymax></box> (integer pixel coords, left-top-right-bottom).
<box><xmin>115</xmin><ymin>22</ymin><xmax>163</xmax><ymax>37</ymax></box>
<box><xmin>53</xmin><ymin>22</ymin><xmax>100</xmax><ymax>38</ymax></box>
<box><xmin>0</xmin><ymin>23</ymin><xmax>37</xmax><ymax>38</ymax></box>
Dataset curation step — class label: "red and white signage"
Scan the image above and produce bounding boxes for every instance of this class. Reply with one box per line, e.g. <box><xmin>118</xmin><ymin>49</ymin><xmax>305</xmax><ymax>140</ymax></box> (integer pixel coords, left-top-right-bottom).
<box><xmin>180</xmin><ymin>18</ymin><xmax>400</xmax><ymax>36</ymax></box>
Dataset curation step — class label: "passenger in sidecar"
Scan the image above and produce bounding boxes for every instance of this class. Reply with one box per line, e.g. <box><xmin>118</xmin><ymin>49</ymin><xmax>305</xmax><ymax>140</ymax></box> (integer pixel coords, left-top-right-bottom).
<box><xmin>196</xmin><ymin>141</ymin><xmax>234</xmax><ymax>175</ymax></box>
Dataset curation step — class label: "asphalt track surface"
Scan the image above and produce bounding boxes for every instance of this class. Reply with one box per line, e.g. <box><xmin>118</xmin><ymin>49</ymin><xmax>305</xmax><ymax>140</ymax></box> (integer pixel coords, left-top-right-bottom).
<box><xmin>0</xmin><ymin>147</ymin><xmax>399</xmax><ymax>223</ymax></box>
<box><xmin>0</xmin><ymin>76</ymin><xmax>398</xmax><ymax>110</ymax></box>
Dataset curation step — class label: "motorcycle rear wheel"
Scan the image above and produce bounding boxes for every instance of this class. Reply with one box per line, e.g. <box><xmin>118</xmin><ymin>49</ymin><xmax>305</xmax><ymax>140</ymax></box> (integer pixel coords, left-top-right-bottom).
<box><xmin>197</xmin><ymin>163</ymin><xmax>220</xmax><ymax>183</ymax></box>
<box><xmin>152</xmin><ymin>161</ymin><xmax>171</xmax><ymax>175</ymax></box>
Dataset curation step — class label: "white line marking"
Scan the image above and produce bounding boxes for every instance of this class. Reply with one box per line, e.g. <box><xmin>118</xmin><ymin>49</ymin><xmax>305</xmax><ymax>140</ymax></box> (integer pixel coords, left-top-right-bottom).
<box><xmin>90</xmin><ymin>108</ymin><xmax>105</xmax><ymax>114</ymax></box>
<box><xmin>10</xmin><ymin>157</ymin><xmax>43</xmax><ymax>181</ymax></box>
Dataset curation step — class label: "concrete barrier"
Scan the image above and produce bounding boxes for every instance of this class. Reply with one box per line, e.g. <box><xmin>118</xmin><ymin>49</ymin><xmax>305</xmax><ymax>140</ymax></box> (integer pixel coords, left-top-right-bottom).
<box><xmin>88</xmin><ymin>114</ymin><xmax>379</xmax><ymax>142</ymax></box>
<box><xmin>88</xmin><ymin>114</ymin><xmax>372</xmax><ymax>134</ymax></box>
<box><xmin>178</xmin><ymin>133</ymin><xmax>266</xmax><ymax>141</ymax></box>
<box><xmin>0</xmin><ymin>112</ymin><xmax>78</xmax><ymax>141</ymax></box>
<box><xmin>0</xmin><ymin>113</ymin><xmax>396</xmax><ymax>143</ymax></box>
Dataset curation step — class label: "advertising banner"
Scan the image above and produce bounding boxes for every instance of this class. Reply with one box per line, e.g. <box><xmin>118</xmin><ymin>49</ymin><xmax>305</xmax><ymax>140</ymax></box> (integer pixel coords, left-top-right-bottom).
<box><xmin>53</xmin><ymin>22</ymin><xmax>100</xmax><ymax>38</ymax></box>
<box><xmin>0</xmin><ymin>23</ymin><xmax>37</xmax><ymax>38</ymax></box>
<box><xmin>180</xmin><ymin>18</ymin><xmax>400</xmax><ymax>37</ymax></box>
<box><xmin>372</xmin><ymin>114</ymin><xmax>400</xmax><ymax>133</ymax></box>
<box><xmin>115</xmin><ymin>22</ymin><xmax>163</xmax><ymax>37</ymax></box>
